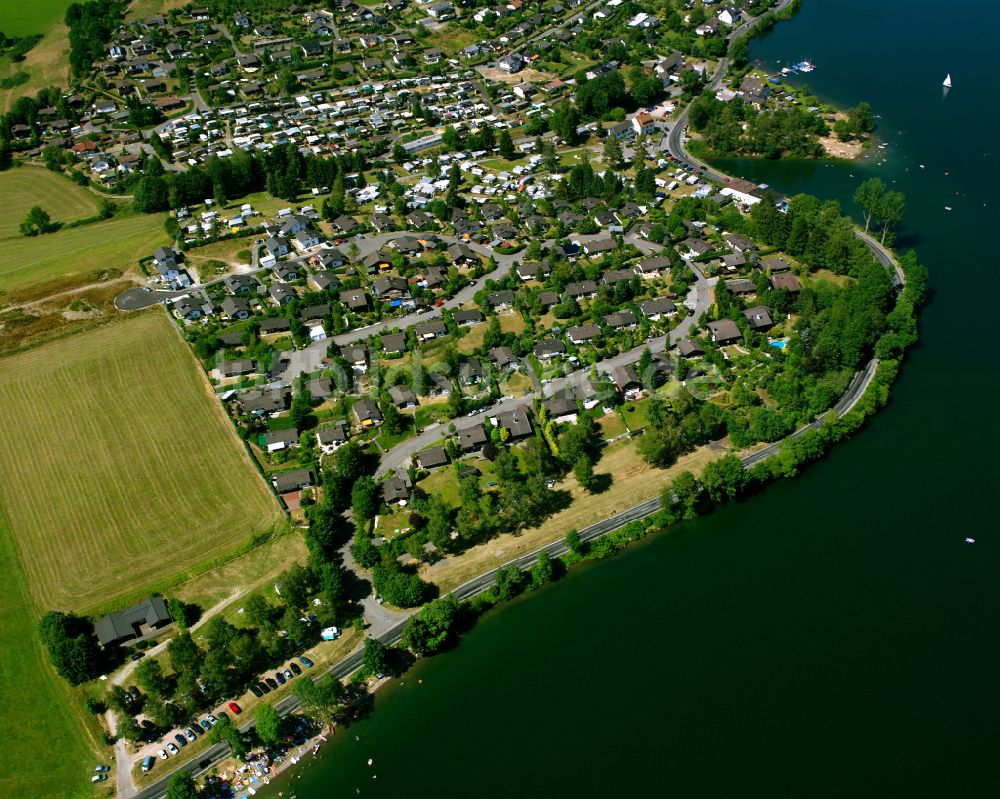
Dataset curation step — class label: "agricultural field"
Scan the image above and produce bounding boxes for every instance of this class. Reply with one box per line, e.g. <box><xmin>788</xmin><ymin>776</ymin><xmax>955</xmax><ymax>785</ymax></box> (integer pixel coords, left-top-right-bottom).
<box><xmin>0</xmin><ymin>515</ymin><xmax>99</xmax><ymax>799</ymax></box>
<box><xmin>0</xmin><ymin>311</ymin><xmax>285</xmax><ymax>612</ymax></box>
<box><xmin>0</xmin><ymin>210</ymin><xmax>168</xmax><ymax>299</ymax></box>
<box><xmin>0</xmin><ymin>167</ymin><xmax>100</xmax><ymax>241</ymax></box>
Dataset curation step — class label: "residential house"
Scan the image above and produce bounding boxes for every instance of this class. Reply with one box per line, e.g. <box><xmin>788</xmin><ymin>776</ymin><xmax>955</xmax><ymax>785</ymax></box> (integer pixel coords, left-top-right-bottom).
<box><xmin>388</xmin><ymin>384</ymin><xmax>417</xmax><ymax>408</ymax></box>
<box><xmin>381</xmin><ymin>332</ymin><xmax>407</xmax><ymax>356</ymax></box>
<box><xmin>415</xmin><ymin>320</ymin><xmax>447</xmax><ymax>340</ymax></box>
<box><xmin>486</xmin><ymin>290</ymin><xmax>514</xmax><ymax>310</ymax></box>
<box><xmin>453</xmin><ymin>309</ymin><xmax>484</xmax><ymax>326</ymax></box>
<box><xmin>487</xmin><ymin>346</ymin><xmax>518</xmax><ymax>369</ymax></box>
<box><xmin>265</xmin><ymin>428</ymin><xmax>300</xmax><ymax>452</ymax></box>
<box><xmin>534</xmin><ymin>339</ymin><xmax>566</xmax><ymax>360</ymax></box>
<box><xmin>269</xmin><ymin>283</ymin><xmax>296</xmax><ymax>305</ymax></box>
<box><xmin>676</xmin><ymin>338</ymin><xmax>705</xmax><ymax>358</ymax></box>
<box><xmin>353</xmin><ymin>398</ymin><xmax>382</xmax><ymax>428</ymax></box>
<box><xmin>458</xmin><ymin>424</ymin><xmax>488</xmax><ymax>452</ymax></box>
<box><xmin>743</xmin><ymin>306</ymin><xmax>774</xmax><ymax>331</ymax></box>
<box><xmin>340</xmin><ymin>289</ymin><xmax>370</xmax><ymax>312</ymax></box>
<box><xmin>317</xmin><ymin>425</ymin><xmax>349</xmax><ymax>454</ymax></box>
<box><xmin>567</xmin><ymin>324</ymin><xmax>601</xmax><ymax>344</ymax></box>
<box><xmin>415</xmin><ymin>445</ymin><xmax>449</xmax><ymax>469</ymax></box>
<box><xmin>492</xmin><ymin>407</ymin><xmax>533</xmax><ymax>440</ymax></box>
<box><xmin>638</xmin><ymin>297</ymin><xmax>677</xmax><ymax>320</ymax></box>
<box><xmin>769</xmin><ymin>273</ymin><xmax>802</xmax><ymax>293</ymax></box>
<box><xmin>583</xmin><ymin>238</ymin><xmax>616</xmax><ymax>255</ymax></box>
<box><xmin>221</xmin><ymin>296</ymin><xmax>251</xmax><ymax>320</ymax></box>
<box><xmin>565</xmin><ymin>280</ymin><xmax>598</xmax><ymax>300</ymax></box>
<box><xmin>707</xmin><ymin>319</ymin><xmax>742</xmax><ymax>345</ymax></box>
<box><xmin>273</xmin><ymin>468</ymin><xmax>313</xmax><ymax>493</ymax></box>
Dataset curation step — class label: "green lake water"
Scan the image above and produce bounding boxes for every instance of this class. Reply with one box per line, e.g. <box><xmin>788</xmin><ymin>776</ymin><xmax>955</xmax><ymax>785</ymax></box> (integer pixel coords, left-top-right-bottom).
<box><xmin>263</xmin><ymin>2</ymin><xmax>1000</xmax><ymax>796</ymax></box>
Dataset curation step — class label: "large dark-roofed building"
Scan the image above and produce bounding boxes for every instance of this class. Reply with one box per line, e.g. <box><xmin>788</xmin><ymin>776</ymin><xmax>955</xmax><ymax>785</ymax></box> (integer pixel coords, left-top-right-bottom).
<box><xmin>94</xmin><ymin>596</ymin><xmax>172</xmax><ymax>646</ymax></box>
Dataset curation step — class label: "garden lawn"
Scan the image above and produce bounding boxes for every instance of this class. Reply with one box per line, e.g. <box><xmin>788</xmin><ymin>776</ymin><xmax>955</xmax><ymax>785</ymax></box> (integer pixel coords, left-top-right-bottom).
<box><xmin>0</xmin><ymin>167</ymin><xmax>100</xmax><ymax>241</ymax></box>
<box><xmin>0</xmin><ymin>311</ymin><xmax>284</xmax><ymax>612</ymax></box>
<box><xmin>0</xmin><ymin>211</ymin><xmax>169</xmax><ymax>299</ymax></box>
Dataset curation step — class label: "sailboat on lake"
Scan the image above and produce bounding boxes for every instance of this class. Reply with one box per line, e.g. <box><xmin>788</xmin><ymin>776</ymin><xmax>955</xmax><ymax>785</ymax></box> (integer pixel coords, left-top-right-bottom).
<box><xmin>943</xmin><ymin>73</ymin><xmax>952</xmax><ymax>88</ymax></box>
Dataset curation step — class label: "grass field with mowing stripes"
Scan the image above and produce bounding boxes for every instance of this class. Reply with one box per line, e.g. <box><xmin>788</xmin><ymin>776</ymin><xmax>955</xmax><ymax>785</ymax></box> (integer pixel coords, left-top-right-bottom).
<box><xmin>0</xmin><ymin>311</ymin><xmax>285</xmax><ymax>612</ymax></box>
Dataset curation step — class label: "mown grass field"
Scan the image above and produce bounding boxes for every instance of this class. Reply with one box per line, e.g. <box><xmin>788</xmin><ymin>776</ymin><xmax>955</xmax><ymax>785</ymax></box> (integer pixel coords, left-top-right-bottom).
<box><xmin>0</xmin><ymin>0</ymin><xmax>72</xmax><ymax>36</ymax></box>
<box><xmin>0</xmin><ymin>167</ymin><xmax>101</xmax><ymax>241</ymax></box>
<box><xmin>0</xmin><ymin>210</ymin><xmax>168</xmax><ymax>299</ymax></box>
<box><xmin>0</xmin><ymin>312</ymin><xmax>285</xmax><ymax>612</ymax></box>
<box><xmin>0</xmin><ymin>513</ymin><xmax>98</xmax><ymax>799</ymax></box>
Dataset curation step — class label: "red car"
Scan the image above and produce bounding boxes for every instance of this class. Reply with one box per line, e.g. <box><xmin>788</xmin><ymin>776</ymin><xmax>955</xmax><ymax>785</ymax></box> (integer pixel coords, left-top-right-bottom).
<box><xmin>228</xmin><ymin>702</ymin><xmax>242</xmax><ymax>715</ymax></box>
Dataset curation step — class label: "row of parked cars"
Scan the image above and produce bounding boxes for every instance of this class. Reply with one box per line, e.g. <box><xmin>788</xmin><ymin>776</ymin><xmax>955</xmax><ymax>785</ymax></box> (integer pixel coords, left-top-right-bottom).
<box><xmin>147</xmin><ymin>656</ymin><xmax>316</xmax><ymax>765</ymax></box>
<box><xmin>248</xmin><ymin>655</ymin><xmax>314</xmax><ymax>698</ymax></box>
<box><xmin>154</xmin><ymin>705</ymin><xmax>240</xmax><ymax>762</ymax></box>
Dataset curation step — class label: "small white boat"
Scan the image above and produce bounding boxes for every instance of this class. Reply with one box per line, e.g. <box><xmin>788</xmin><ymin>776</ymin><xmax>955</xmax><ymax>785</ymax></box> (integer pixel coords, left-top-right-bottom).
<box><xmin>943</xmin><ymin>73</ymin><xmax>952</xmax><ymax>88</ymax></box>
<box><xmin>945</xmin><ymin>206</ymin><xmax>953</xmax><ymax>211</ymax></box>
<box><xmin>965</xmin><ymin>537</ymin><xmax>975</xmax><ymax>543</ymax></box>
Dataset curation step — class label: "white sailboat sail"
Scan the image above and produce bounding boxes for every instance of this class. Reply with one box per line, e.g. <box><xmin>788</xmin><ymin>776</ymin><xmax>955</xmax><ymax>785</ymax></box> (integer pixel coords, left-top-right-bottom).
<box><xmin>943</xmin><ymin>73</ymin><xmax>952</xmax><ymax>88</ymax></box>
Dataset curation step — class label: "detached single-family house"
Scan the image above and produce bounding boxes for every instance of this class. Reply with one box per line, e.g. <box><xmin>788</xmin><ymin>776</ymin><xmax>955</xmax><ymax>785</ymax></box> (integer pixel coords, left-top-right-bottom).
<box><xmin>273</xmin><ymin>468</ymin><xmax>313</xmax><ymax>493</ymax></box>
<box><xmin>220</xmin><ymin>296</ymin><xmax>251</xmax><ymax>320</ymax></box>
<box><xmin>353</xmin><ymin>397</ymin><xmax>382</xmax><ymax>428</ymax></box>
<box><xmin>317</xmin><ymin>425</ymin><xmax>349</xmax><ymax>454</ymax></box>
<box><xmin>265</xmin><ymin>428</ymin><xmax>300</xmax><ymax>452</ymax></box>
<box><xmin>415</xmin><ymin>445</ymin><xmax>449</xmax><ymax>470</ymax></box>
<box><xmin>388</xmin><ymin>384</ymin><xmax>417</xmax><ymax>408</ymax></box>
<box><xmin>458</xmin><ymin>424</ymin><xmax>488</xmax><ymax>452</ymax></box>
<box><xmin>566</xmin><ymin>324</ymin><xmax>601</xmax><ymax>345</ymax></box>
<box><xmin>743</xmin><ymin>306</ymin><xmax>774</xmax><ymax>331</ymax></box>
<box><xmin>707</xmin><ymin>319</ymin><xmax>742</xmax><ymax>345</ymax></box>
<box><xmin>492</xmin><ymin>407</ymin><xmax>533</xmax><ymax>440</ymax></box>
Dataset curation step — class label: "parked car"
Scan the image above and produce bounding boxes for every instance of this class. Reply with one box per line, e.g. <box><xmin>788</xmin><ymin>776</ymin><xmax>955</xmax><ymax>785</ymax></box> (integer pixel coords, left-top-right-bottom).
<box><xmin>265</xmin><ymin>677</ymin><xmax>278</xmax><ymax>690</ymax></box>
<box><xmin>206</xmin><ymin>714</ymin><xmax>218</xmax><ymax>725</ymax></box>
<box><xmin>217</xmin><ymin>711</ymin><xmax>229</xmax><ymax>722</ymax></box>
<box><xmin>183</xmin><ymin>728</ymin><xmax>196</xmax><ymax>742</ymax></box>
<box><xmin>174</xmin><ymin>733</ymin><xmax>188</xmax><ymax>748</ymax></box>
<box><xmin>131</xmin><ymin>652</ymin><xmax>145</xmax><ymax>662</ymax></box>
<box><xmin>157</xmin><ymin>749</ymin><xmax>168</xmax><ymax>760</ymax></box>
<box><xmin>274</xmin><ymin>672</ymin><xmax>286</xmax><ymax>685</ymax></box>
<box><xmin>228</xmin><ymin>702</ymin><xmax>242</xmax><ymax>715</ymax></box>
<box><xmin>200</xmin><ymin>719</ymin><xmax>212</xmax><ymax>731</ymax></box>
<box><xmin>93</xmin><ymin>766</ymin><xmax>110</xmax><ymax>773</ymax></box>
<box><xmin>282</xmin><ymin>669</ymin><xmax>293</xmax><ymax>681</ymax></box>
<box><xmin>127</xmin><ymin>686</ymin><xmax>141</xmax><ymax>700</ymax></box>
<box><xmin>250</xmin><ymin>684</ymin><xmax>263</xmax><ymax>698</ymax></box>
<box><xmin>92</xmin><ymin>775</ymin><xmax>107</xmax><ymax>783</ymax></box>
<box><xmin>167</xmin><ymin>743</ymin><xmax>180</xmax><ymax>756</ymax></box>
<box><xmin>257</xmin><ymin>681</ymin><xmax>271</xmax><ymax>694</ymax></box>
<box><xmin>141</xmin><ymin>756</ymin><xmax>155</xmax><ymax>773</ymax></box>
<box><xmin>299</xmin><ymin>656</ymin><xmax>314</xmax><ymax>668</ymax></box>
<box><xmin>190</xmin><ymin>725</ymin><xmax>203</xmax><ymax>737</ymax></box>
<box><xmin>289</xmin><ymin>662</ymin><xmax>302</xmax><ymax>676</ymax></box>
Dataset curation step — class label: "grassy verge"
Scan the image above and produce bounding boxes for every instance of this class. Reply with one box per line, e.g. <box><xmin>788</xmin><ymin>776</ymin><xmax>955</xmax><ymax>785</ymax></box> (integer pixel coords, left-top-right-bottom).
<box><xmin>0</xmin><ymin>512</ymin><xmax>100</xmax><ymax>799</ymax></box>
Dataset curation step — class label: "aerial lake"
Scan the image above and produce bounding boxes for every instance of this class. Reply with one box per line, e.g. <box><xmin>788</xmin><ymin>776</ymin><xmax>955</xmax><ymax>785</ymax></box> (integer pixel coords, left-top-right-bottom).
<box><xmin>264</xmin><ymin>1</ymin><xmax>1000</xmax><ymax>795</ymax></box>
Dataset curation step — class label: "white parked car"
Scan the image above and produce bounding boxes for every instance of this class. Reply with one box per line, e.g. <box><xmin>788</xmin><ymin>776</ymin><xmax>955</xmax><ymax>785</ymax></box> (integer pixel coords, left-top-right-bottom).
<box><xmin>157</xmin><ymin>749</ymin><xmax>168</xmax><ymax>760</ymax></box>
